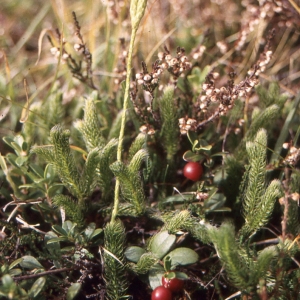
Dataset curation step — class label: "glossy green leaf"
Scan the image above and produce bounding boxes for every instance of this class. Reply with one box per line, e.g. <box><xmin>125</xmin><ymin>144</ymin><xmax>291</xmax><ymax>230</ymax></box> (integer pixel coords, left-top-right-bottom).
<box><xmin>148</xmin><ymin>264</ymin><xmax>165</xmax><ymax>290</ymax></box>
<box><xmin>163</xmin><ymin>193</ymin><xmax>196</xmax><ymax>204</ymax></box>
<box><xmin>29</xmin><ymin>164</ymin><xmax>44</xmax><ymax>178</ymax></box>
<box><xmin>45</xmin><ymin>231</ymin><xmax>61</xmax><ymax>255</ymax></box>
<box><xmin>47</xmin><ymin>183</ymin><xmax>64</xmax><ymax>198</ymax></box>
<box><xmin>9</xmin><ymin>268</ymin><xmax>22</xmax><ymax>277</ymax></box>
<box><xmin>28</xmin><ymin>277</ymin><xmax>46</xmax><ymax>298</ymax></box>
<box><xmin>204</xmin><ymin>193</ymin><xmax>226</xmax><ymax>211</ymax></box>
<box><xmin>164</xmin><ymin>255</ymin><xmax>172</xmax><ymax>272</ymax></box>
<box><xmin>150</xmin><ymin>231</ymin><xmax>176</xmax><ymax>259</ymax></box>
<box><xmin>19</xmin><ymin>256</ymin><xmax>44</xmax><ymax>270</ymax></box>
<box><xmin>47</xmin><ymin>237</ymin><xmax>69</xmax><ymax>244</ymax></box>
<box><xmin>52</xmin><ymin>225</ymin><xmax>68</xmax><ymax>236</ymax></box>
<box><xmin>9</xmin><ymin>258</ymin><xmax>23</xmax><ymax>270</ymax></box>
<box><xmin>165</xmin><ymin>247</ymin><xmax>198</xmax><ymax>268</ymax></box>
<box><xmin>90</xmin><ymin>228</ymin><xmax>103</xmax><ymax>239</ymax></box>
<box><xmin>66</xmin><ymin>283</ymin><xmax>81</xmax><ymax>300</ymax></box>
<box><xmin>15</xmin><ymin>156</ymin><xmax>28</xmax><ymax>167</ymax></box>
<box><xmin>125</xmin><ymin>246</ymin><xmax>146</xmax><ymax>263</ymax></box>
<box><xmin>173</xmin><ymin>271</ymin><xmax>188</xmax><ymax>280</ymax></box>
<box><xmin>11</xmin><ymin>142</ymin><xmax>23</xmax><ymax>154</ymax></box>
<box><xmin>83</xmin><ymin>222</ymin><xmax>96</xmax><ymax>240</ymax></box>
<box><xmin>63</xmin><ymin>220</ymin><xmax>77</xmax><ymax>235</ymax></box>
<box><xmin>182</xmin><ymin>150</ymin><xmax>204</xmax><ymax>162</ymax></box>
<box><xmin>2</xmin><ymin>274</ymin><xmax>14</xmax><ymax>287</ymax></box>
<box><xmin>2</xmin><ymin>136</ymin><xmax>15</xmax><ymax>148</ymax></box>
<box><xmin>44</xmin><ymin>163</ymin><xmax>55</xmax><ymax>180</ymax></box>
<box><xmin>61</xmin><ymin>246</ymin><xmax>75</xmax><ymax>252</ymax></box>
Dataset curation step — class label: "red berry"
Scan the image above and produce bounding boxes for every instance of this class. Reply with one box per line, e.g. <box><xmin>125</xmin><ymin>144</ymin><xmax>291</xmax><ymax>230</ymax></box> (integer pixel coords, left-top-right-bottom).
<box><xmin>151</xmin><ymin>286</ymin><xmax>172</xmax><ymax>300</ymax></box>
<box><xmin>183</xmin><ymin>162</ymin><xmax>203</xmax><ymax>181</ymax></box>
<box><xmin>162</xmin><ymin>276</ymin><xmax>184</xmax><ymax>293</ymax></box>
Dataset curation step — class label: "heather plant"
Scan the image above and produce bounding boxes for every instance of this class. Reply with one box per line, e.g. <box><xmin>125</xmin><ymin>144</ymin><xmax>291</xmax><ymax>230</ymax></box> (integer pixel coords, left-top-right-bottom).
<box><xmin>1</xmin><ymin>1</ymin><xmax>300</xmax><ymax>300</ymax></box>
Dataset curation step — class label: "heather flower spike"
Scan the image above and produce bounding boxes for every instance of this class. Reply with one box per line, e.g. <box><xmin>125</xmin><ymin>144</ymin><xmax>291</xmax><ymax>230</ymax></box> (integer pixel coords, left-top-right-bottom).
<box><xmin>130</xmin><ymin>0</ymin><xmax>148</xmax><ymax>30</ymax></box>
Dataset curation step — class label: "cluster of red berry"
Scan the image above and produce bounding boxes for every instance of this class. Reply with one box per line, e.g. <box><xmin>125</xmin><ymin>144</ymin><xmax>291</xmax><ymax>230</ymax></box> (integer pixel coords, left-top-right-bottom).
<box><xmin>151</xmin><ymin>162</ymin><xmax>203</xmax><ymax>300</ymax></box>
<box><xmin>151</xmin><ymin>273</ymin><xmax>184</xmax><ymax>300</ymax></box>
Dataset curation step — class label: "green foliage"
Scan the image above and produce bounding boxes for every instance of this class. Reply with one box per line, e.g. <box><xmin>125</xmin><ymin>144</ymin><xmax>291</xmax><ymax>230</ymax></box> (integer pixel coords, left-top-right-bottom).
<box><xmin>110</xmin><ymin>159</ymin><xmax>146</xmax><ymax>216</ymax></box>
<box><xmin>74</xmin><ymin>96</ymin><xmax>105</xmax><ymax>151</ymax></box>
<box><xmin>161</xmin><ymin>210</ymin><xmax>194</xmax><ymax>234</ymax></box>
<box><xmin>131</xmin><ymin>252</ymin><xmax>158</xmax><ymax>274</ymax></box>
<box><xmin>128</xmin><ymin>133</ymin><xmax>146</xmax><ymax>162</ymax></box>
<box><xmin>110</xmin><ymin>141</ymin><xmax>148</xmax><ymax>216</ymax></box>
<box><xmin>97</xmin><ymin>138</ymin><xmax>118</xmax><ymax>200</ymax></box>
<box><xmin>208</xmin><ymin>222</ymin><xmax>278</xmax><ymax>294</ymax></box>
<box><xmin>32</xmin><ymin>125</ymin><xmax>83</xmax><ymax>199</ymax></box>
<box><xmin>189</xmin><ymin>223</ymin><xmax>211</xmax><ymax>245</ymax></box>
<box><xmin>1</xmin><ymin>2</ymin><xmax>300</xmax><ymax>299</ymax></box>
<box><xmin>53</xmin><ymin>194</ymin><xmax>84</xmax><ymax>226</ymax></box>
<box><xmin>104</xmin><ymin>220</ymin><xmax>128</xmax><ymax>300</ymax></box>
<box><xmin>256</xmin><ymin>82</ymin><xmax>288</xmax><ymax>109</ymax></box>
<box><xmin>239</xmin><ymin>129</ymin><xmax>283</xmax><ymax>238</ymax></box>
<box><xmin>236</xmin><ymin>105</ymin><xmax>281</xmax><ymax>159</ymax></box>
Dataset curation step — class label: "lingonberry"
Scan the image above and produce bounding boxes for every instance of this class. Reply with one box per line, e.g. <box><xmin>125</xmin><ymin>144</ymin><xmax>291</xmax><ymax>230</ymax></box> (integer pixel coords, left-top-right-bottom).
<box><xmin>162</xmin><ymin>276</ymin><xmax>184</xmax><ymax>293</ymax></box>
<box><xmin>183</xmin><ymin>161</ymin><xmax>203</xmax><ymax>181</ymax></box>
<box><xmin>151</xmin><ymin>286</ymin><xmax>172</xmax><ymax>300</ymax></box>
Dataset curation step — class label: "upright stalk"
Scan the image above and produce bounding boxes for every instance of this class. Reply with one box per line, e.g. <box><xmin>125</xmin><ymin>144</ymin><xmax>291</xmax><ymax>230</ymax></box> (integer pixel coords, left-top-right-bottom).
<box><xmin>111</xmin><ymin>0</ymin><xmax>147</xmax><ymax>223</ymax></box>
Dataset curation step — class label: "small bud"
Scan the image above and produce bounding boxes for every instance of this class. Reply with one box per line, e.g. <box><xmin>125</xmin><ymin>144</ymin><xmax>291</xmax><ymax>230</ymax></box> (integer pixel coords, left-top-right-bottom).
<box><xmin>143</xmin><ymin>74</ymin><xmax>152</xmax><ymax>82</ymax></box>
<box><xmin>206</xmin><ymin>89</ymin><xmax>213</xmax><ymax>96</ymax></box>
<box><xmin>135</xmin><ymin>73</ymin><xmax>143</xmax><ymax>80</ymax></box>
<box><xmin>170</xmin><ymin>58</ymin><xmax>178</xmax><ymax>66</ymax></box>
<box><xmin>62</xmin><ymin>53</ymin><xmax>69</xmax><ymax>60</ymax></box>
<box><xmin>139</xmin><ymin>125</ymin><xmax>148</xmax><ymax>133</ymax></box>
<box><xmin>165</xmin><ymin>54</ymin><xmax>172</xmax><ymax>62</ymax></box>
<box><xmin>157</xmin><ymin>52</ymin><xmax>164</xmax><ymax>60</ymax></box>
<box><xmin>282</xmin><ymin>143</ymin><xmax>290</xmax><ymax>149</ymax></box>
<box><xmin>179</xmin><ymin>118</ymin><xmax>185</xmax><ymax>125</ymax></box>
<box><xmin>186</xmin><ymin>118</ymin><xmax>196</xmax><ymax>125</ymax></box>
<box><xmin>161</xmin><ymin>62</ymin><xmax>168</xmax><ymax>69</ymax></box>
<box><xmin>200</xmin><ymin>95</ymin><xmax>207</xmax><ymax>102</ymax></box>
<box><xmin>180</xmin><ymin>56</ymin><xmax>188</xmax><ymax>62</ymax></box>
<box><xmin>74</xmin><ymin>44</ymin><xmax>81</xmax><ymax>51</ymax></box>
<box><xmin>212</xmin><ymin>72</ymin><xmax>219</xmax><ymax>79</ymax></box>
<box><xmin>202</xmin><ymin>83</ymin><xmax>209</xmax><ymax>90</ymax></box>
<box><xmin>50</xmin><ymin>47</ymin><xmax>58</xmax><ymax>55</ymax></box>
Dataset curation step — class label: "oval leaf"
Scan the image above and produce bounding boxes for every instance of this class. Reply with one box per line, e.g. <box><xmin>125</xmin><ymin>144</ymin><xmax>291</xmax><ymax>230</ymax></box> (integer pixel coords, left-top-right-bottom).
<box><xmin>183</xmin><ymin>150</ymin><xmax>204</xmax><ymax>162</ymax></box>
<box><xmin>2</xmin><ymin>274</ymin><xmax>14</xmax><ymax>286</ymax></box>
<box><xmin>47</xmin><ymin>237</ymin><xmax>69</xmax><ymax>244</ymax></box>
<box><xmin>165</xmin><ymin>247</ymin><xmax>198</xmax><ymax>268</ymax></box>
<box><xmin>83</xmin><ymin>223</ymin><xmax>96</xmax><ymax>240</ymax></box>
<box><xmin>63</xmin><ymin>221</ymin><xmax>76</xmax><ymax>234</ymax></box>
<box><xmin>174</xmin><ymin>271</ymin><xmax>189</xmax><ymax>280</ymax></box>
<box><xmin>150</xmin><ymin>231</ymin><xmax>176</xmax><ymax>259</ymax></box>
<box><xmin>67</xmin><ymin>283</ymin><xmax>81</xmax><ymax>300</ymax></box>
<box><xmin>9</xmin><ymin>268</ymin><xmax>22</xmax><ymax>277</ymax></box>
<box><xmin>148</xmin><ymin>265</ymin><xmax>165</xmax><ymax>290</ymax></box>
<box><xmin>28</xmin><ymin>277</ymin><xmax>46</xmax><ymax>298</ymax></box>
<box><xmin>45</xmin><ymin>231</ymin><xmax>60</xmax><ymax>254</ymax></box>
<box><xmin>90</xmin><ymin>228</ymin><xmax>103</xmax><ymax>239</ymax></box>
<box><xmin>9</xmin><ymin>258</ymin><xmax>23</xmax><ymax>270</ymax></box>
<box><xmin>125</xmin><ymin>246</ymin><xmax>146</xmax><ymax>263</ymax></box>
<box><xmin>20</xmin><ymin>256</ymin><xmax>44</xmax><ymax>270</ymax></box>
<box><xmin>52</xmin><ymin>225</ymin><xmax>67</xmax><ymax>236</ymax></box>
